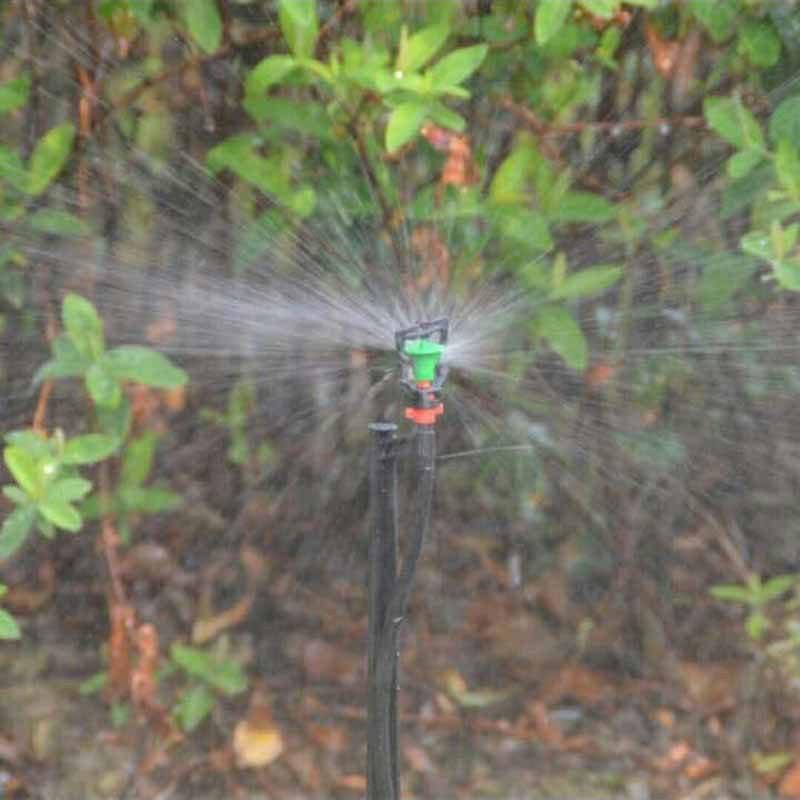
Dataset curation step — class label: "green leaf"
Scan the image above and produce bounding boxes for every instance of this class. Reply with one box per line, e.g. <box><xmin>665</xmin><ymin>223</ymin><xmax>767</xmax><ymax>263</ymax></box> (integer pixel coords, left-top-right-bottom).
<box><xmin>34</xmin><ymin>335</ymin><xmax>88</xmax><ymax>384</ymax></box>
<box><xmin>79</xmin><ymin>672</ymin><xmax>108</xmax><ymax>695</ymax></box>
<box><xmin>746</xmin><ymin>611</ymin><xmax>769</xmax><ymax>641</ymax></box>
<box><xmin>493</xmin><ymin>208</ymin><xmax>553</xmax><ymax>252</ymax></box>
<box><xmin>689</xmin><ymin>0</ymin><xmax>737</xmax><ymax>43</ymax></box>
<box><xmin>121</xmin><ymin>432</ymin><xmax>157</xmax><ymax>487</ymax></box>
<box><xmin>62</xmin><ymin>434</ymin><xmax>119</xmax><ymax>465</ymax></box>
<box><xmin>397</xmin><ymin>23</ymin><xmax>449</xmax><ymax>74</ymax></box>
<box><xmin>44</xmin><ymin>477</ymin><xmax>93</xmax><ymax>504</ymax></box>
<box><xmin>102</xmin><ymin>346</ymin><xmax>187</xmax><ymax>388</ymax></box>
<box><xmin>727</xmin><ymin>149</ymin><xmax>763</xmax><ymax>180</ymax></box>
<box><xmin>185</xmin><ymin>0</ymin><xmax>222</xmax><ymax>54</ymax></box>
<box><xmin>775</xmin><ymin>140</ymin><xmax>800</xmax><ymax>199</ymax></box>
<box><xmin>245</xmin><ymin>55</ymin><xmax>297</xmax><ymax>98</ymax></box>
<box><xmin>385</xmin><ymin>102</ymin><xmax>427</xmax><ymax>152</ymax></box>
<box><xmin>28</xmin><ymin>209</ymin><xmax>87</xmax><ymax>237</ymax></box>
<box><xmin>4</xmin><ymin>447</ymin><xmax>39</xmax><ymax>496</ymax></box>
<box><xmin>120</xmin><ymin>486</ymin><xmax>182</xmax><ymax>514</ymax></box>
<box><xmin>738</xmin><ymin>20</ymin><xmax>781</xmax><ymax>68</ymax></box>
<box><xmin>62</xmin><ymin>294</ymin><xmax>104</xmax><ymax>360</ymax></box>
<box><xmin>704</xmin><ymin>96</ymin><xmax>764</xmax><ymax>151</ymax></box>
<box><xmin>579</xmin><ymin>0</ymin><xmax>619</xmax><ymax>19</ymax></box>
<box><xmin>170</xmin><ymin>644</ymin><xmax>248</xmax><ymax>695</ymax></box>
<box><xmin>3</xmin><ymin>485</ymin><xmax>28</xmax><ymax>505</ymax></box>
<box><xmin>38</xmin><ymin>498</ymin><xmax>82</xmax><ymax>532</ymax></box>
<box><xmin>772</xmin><ymin>260</ymin><xmax>800</xmax><ymax>291</ymax></box>
<box><xmin>0</xmin><ymin>74</ymin><xmax>30</xmax><ymax>115</ymax></box>
<box><xmin>0</xmin><ymin>608</ymin><xmax>20</xmax><ymax>640</ymax></box>
<box><xmin>86</xmin><ymin>362</ymin><xmax>122</xmax><ymax>408</ymax></box>
<box><xmin>535</xmin><ymin>305</ymin><xmax>588</xmax><ymax>371</ymax></box>
<box><xmin>0</xmin><ymin>145</ymin><xmax>27</xmax><ymax>191</ymax></box>
<box><xmin>175</xmin><ymin>683</ymin><xmax>215</xmax><ymax>732</ymax></box>
<box><xmin>554</xmin><ymin>191</ymin><xmax>616</xmax><ymax>223</ymax></box>
<box><xmin>97</xmin><ymin>396</ymin><xmax>132</xmax><ymax>442</ymax></box>
<box><xmin>760</xmin><ymin>575</ymin><xmax>795</xmax><ymax>602</ymax></box>
<box><xmin>278</xmin><ymin>0</ymin><xmax>318</xmax><ymax>59</ymax></box>
<box><xmin>769</xmin><ymin>96</ymin><xmax>800</xmax><ymax>144</ymax></box>
<box><xmin>535</xmin><ymin>0</ymin><xmax>573</xmax><ymax>45</ymax></box>
<box><xmin>429</xmin><ymin>44</ymin><xmax>487</xmax><ymax>87</ymax></box>
<box><xmin>428</xmin><ymin>102</ymin><xmax>465</xmax><ymax>131</ymax></box>
<box><xmin>711</xmin><ymin>584</ymin><xmax>753</xmax><ymax>604</ymax></box>
<box><xmin>27</xmin><ymin>123</ymin><xmax>76</xmax><ymax>197</ymax></box>
<box><xmin>0</xmin><ymin>504</ymin><xmax>37</xmax><ymax>559</ymax></box>
<box><xmin>551</xmin><ymin>264</ymin><xmax>623</xmax><ymax>300</ymax></box>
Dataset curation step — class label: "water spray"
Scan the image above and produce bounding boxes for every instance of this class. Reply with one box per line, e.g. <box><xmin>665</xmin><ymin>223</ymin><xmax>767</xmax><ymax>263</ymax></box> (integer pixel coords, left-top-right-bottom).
<box><xmin>366</xmin><ymin>319</ymin><xmax>449</xmax><ymax>800</ymax></box>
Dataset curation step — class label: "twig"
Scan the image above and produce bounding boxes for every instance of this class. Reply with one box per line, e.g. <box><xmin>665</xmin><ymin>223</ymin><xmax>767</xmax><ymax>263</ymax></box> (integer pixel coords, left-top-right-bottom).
<box><xmin>502</xmin><ymin>97</ymin><xmax>705</xmax><ymax>139</ymax></box>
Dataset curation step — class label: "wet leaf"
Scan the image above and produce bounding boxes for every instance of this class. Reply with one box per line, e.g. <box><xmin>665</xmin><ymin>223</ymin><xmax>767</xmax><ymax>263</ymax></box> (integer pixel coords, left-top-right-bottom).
<box><xmin>0</xmin><ymin>608</ymin><xmax>20</xmax><ymax>640</ymax></box>
<box><xmin>86</xmin><ymin>362</ymin><xmax>122</xmax><ymax>408</ymax></box>
<box><xmin>26</xmin><ymin>123</ymin><xmax>75</xmax><ymax>197</ymax></box>
<box><xmin>170</xmin><ymin>644</ymin><xmax>247</xmax><ymax>695</ymax></box>
<box><xmin>278</xmin><ymin>0</ymin><xmax>318</xmax><ymax>60</ymax></box>
<box><xmin>770</xmin><ymin>96</ymin><xmax>800</xmax><ymax>145</ymax></box>
<box><xmin>28</xmin><ymin>209</ymin><xmax>87</xmax><ymax>237</ymax></box>
<box><xmin>0</xmin><ymin>505</ymin><xmax>37</xmax><ymax>559</ymax></box>
<box><xmin>536</xmin><ymin>0</ymin><xmax>573</xmax><ymax>45</ymax></box>
<box><xmin>704</xmin><ymin>96</ymin><xmax>765</xmax><ymax>151</ymax></box>
<box><xmin>738</xmin><ymin>19</ymin><xmax>781</xmax><ymax>68</ymax></box>
<box><xmin>727</xmin><ymin>149</ymin><xmax>763</xmax><ymax>180</ymax></box>
<box><xmin>102</xmin><ymin>346</ymin><xmax>187</xmax><ymax>388</ymax></box>
<box><xmin>38</xmin><ymin>498</ymin><xmax>82</xmax><ymax>532</ymax></box>
<box><xmin>535</xmin><ymin>305</ymin><xmax>588</xmax><ymax>371</ymax></box>
<box><xmin>44</xmin><ymin>477</ymin><xmax>92</xmax><ymax>504</ymax></box>
<box><xmin>689</xmin><ymin>0</ymin><xmax>736</xmax><ymax>43</ymax></box>
<box><xmin>4</xmin><ymin>447</ymin><xmax>39</xmax><ymax>496</ymax></box>
<box><xmin>246</xmin><ymin>55</ymin><xmax>297</xmax><ymax>98</ymax></box>
<box><xmin>554</xmin><ymin>191</ymin><xmax>616</xmax><ymax>223</ymax></box>
<box><xmin>429</xmin><ymin>44</ymin><xmax>487</xmax><ymax>88</ymax></box>
<box><xmin>62</xmin><ymin>434</ymin><xmax>118</xmax><ymax>465</ymax></box>
<box><xmin>385</xmin><ymin>102</ymin><xmax>427</xmax><ymax>152</ymax></box>
<box><xmin>397</xmin><ymin>23</ymin><xmax>449</xmax><ymax>74</ymax></box>
<box><xmin>62</xmin><ymin>294</ymin><xmax>104</xmax><ymax>360</ymax></box>
<box><xmin>550</xmin><ymin>264</ymin><xmax>622</xmax><ymax>299</ymax></box>
<box><xmin>185</xmin><ymin>0</ymin><xmax>221</xmax><ymax>54</ymax></box>
<box><xmin>0</xmin><ymin>74</ymin><xmax>30</xmax><ymax>114</ymax></box>
<box><xmin>175</xmin><ymin>683</ymin><xmax>215</xmax><ymax>732</ymax></box>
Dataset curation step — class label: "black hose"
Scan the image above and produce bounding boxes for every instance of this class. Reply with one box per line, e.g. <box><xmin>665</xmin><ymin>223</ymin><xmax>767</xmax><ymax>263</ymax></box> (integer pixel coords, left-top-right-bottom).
<box><xmin>367</xmin><ymin>423</ymin><xmax>399</xmax><ymax>800</ymax></box>
<box><xmin>368</xmin><ymin>424</ymin><xmax>436</xmax><ymax>800</ymax></box>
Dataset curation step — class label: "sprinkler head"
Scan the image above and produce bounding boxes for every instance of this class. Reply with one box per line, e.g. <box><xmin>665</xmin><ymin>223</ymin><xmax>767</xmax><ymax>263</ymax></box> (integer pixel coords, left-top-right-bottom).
<box><xmin>395</xmin><ymin>319</ymin><xmax>449</xmax><ymax>426</ymax></box>
<box><xmin>402</xmin><ymin>338</ymin><xmax>445</xmax><ymax>383</ymax></box>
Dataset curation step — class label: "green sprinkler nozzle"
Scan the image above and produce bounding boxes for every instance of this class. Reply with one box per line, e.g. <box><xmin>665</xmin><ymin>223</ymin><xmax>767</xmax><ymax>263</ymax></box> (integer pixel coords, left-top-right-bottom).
<box><xmin>402</xmin><ymin>338</ymin><xmax>445</xmax><ymax>384</ymax></box>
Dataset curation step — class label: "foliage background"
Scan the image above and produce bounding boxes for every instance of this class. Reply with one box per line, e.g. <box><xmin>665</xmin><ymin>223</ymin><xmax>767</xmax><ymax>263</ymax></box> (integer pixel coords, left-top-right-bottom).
<box><xmin>2</xmin><ymin>0</ymin><xmax>800</xmax><ymax>797</ymax></box>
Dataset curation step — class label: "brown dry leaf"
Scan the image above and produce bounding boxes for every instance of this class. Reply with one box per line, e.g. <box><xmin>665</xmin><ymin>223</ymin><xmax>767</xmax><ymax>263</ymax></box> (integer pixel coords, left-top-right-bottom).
<box><xmin>780</xmin><ymin>760</ymin><xmax>800</xmax><ymax>798</ymax></box>
<box><xmin>163</xmin><ymin>385</ymin><xmax>186</xmax><ymax>412</ymax></box>
<box><xmin>653</xmin><ymin>708</ymin><xmax>676</xmax><ymax>729</ymax></box>
<box><xmin>404</xmin><ymin>743</ymin><xmax>435</xmax><ymax>774</ymax></box>
<box><xmin>3</xmin><ymin>561</ymin><xmax>55</xmax><ymax>611</ymax></box>
<box><xmin>523</xmin><ymin>700</ymin><xmax>588</xmax><ymax>750</ymax></box>
<box><xmin>145</xmin><ymin>311</ymin><xmax>177</xmax><ymax>345</ymax></box>
<box><xmin>335</xmin><ymin>774</ymin><xmax>366</xmax><ymax>793</ymax></box>
<box><xmin>420</xmin><ymin>123</ymin><xmax>477</xmax><ymax>187</ymax></box>
<box><xmin>585</xmin><ymin>361</ymin><xmax>616</xmax><ymax>389</ymax></box>
<box><xmin>411</xmin><ymin>226</ymin><xmax>450</xmax><ymax>291</ymax></box>
<box><xmin>193</xmin><ymin>590</ymin><xmax>254</xmax><ymax>644</ymax></box>
<box><xmin>233</xmin><ymin>689</ymin><xmax>284</xmax><ymax>769</ymax></box>
<box><xmin>307</xmin><ymin>722</ymin><xmax>349</xmax><ymax>754</ymax></box>
<box><xmin>107</xmin><ymin>602</ymin><xmax>135</xmax><ymax>698</ymax></box>
<box><xmin>644</xmin><ymin>18</ymin><xmax>680</xmax><ymax>79</ymax></box>
<box><xmin>301</xmin><ymin>638</ymin><xmax>362</xmax><ymax>687</ymax></box>
<box><xmin>684</xmin><ymin>755</ymin><xmax>719</xmax><ymax>781</ymax></box>
<box><xmin>538</xmin><ymin>664</ymin><xmax>616</xmax><ymax>708</ymax></box>
<box><xmin>675</xmin><ymin>661</ymin><xmax>740</xmax><ymax>711</ymax></box>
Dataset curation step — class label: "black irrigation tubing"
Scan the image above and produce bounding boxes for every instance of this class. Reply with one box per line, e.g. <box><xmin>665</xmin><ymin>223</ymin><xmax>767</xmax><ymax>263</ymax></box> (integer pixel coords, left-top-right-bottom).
<box><xmin>367</xmin><ymin>422</ymin><xmax>437</xmax><ymax>800</ymax></box>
